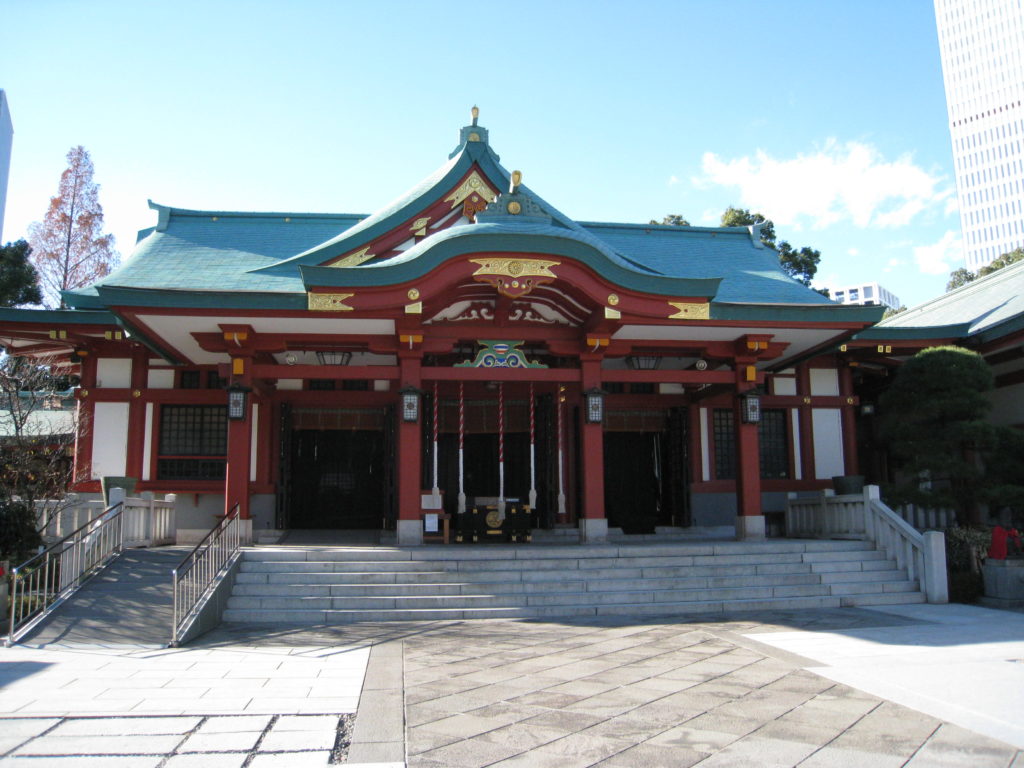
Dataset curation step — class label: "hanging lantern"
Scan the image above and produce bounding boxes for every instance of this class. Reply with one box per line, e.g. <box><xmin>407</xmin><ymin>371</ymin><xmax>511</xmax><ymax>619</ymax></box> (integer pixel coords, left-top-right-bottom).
<box><xmin>400</xmin><ymin>386</ymin><xmax>422</xmax><ymax>422</ymax></box>
<box><xmin>584</xmin><ymin>388</ymin><xmax>606</xmax><ymax>424</ymax></box>
<box><xmin>740</xmin><ymin>392</ymin><xmax>762</xmax><ymax>424</ymax></box>
<box><xmin>226</xmin><ymin>384</ymin><xmax>250</xmax><ymax>420</ymax></box>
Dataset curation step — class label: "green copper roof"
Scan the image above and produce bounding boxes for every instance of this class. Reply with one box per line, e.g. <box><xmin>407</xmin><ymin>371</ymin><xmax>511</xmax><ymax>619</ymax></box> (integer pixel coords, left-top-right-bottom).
<box><xmin>582</xmin><ymin>222</ymin><xmax>833</xmax><ymax>306</ymax></box>
<box><xmin>56</xmin><ymin>118</ymin><xmax>883</xmax><ymax>326</ymax></box>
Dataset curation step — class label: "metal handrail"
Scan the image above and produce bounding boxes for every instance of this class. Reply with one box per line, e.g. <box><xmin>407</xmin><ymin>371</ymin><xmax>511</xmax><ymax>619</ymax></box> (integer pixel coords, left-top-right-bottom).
<box><xmin>6</xmin><ymin>501</ymin><xmax>126</xmax><ymax>646</ymax></box>
<box><xmin>171</xmin><ymin>503</ymin><xmax>241</xmax><ymax>646</ymax></box>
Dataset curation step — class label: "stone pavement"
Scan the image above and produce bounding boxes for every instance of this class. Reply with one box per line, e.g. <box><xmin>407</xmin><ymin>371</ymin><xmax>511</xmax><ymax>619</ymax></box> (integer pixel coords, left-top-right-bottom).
<box><xmin>1</xmin><ymin>604</ymin><xmax>1023</xmax><ymax>766</ymax></box>
<box><xmin>400</xmin><ymin>609</ymin><xmax>1024</xmax><ymax>767</ymax></box>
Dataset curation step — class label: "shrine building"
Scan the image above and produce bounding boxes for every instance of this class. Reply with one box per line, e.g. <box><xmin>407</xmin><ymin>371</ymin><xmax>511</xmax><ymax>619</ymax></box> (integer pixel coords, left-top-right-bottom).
<box><xmin>0</xmin><ymin>111</ymin><xmax>884</xmax><ymax>545</ymax></box>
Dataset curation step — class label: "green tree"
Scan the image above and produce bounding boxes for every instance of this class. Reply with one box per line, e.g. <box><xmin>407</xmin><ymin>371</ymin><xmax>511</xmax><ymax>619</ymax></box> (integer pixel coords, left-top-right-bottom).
<box><xmin>879</xmin><ymin>346</ymin><xmax>996</xmax><ymax>526</ymax></box>
<box><xmin>882</xmin><ymin>305</ymin><xmax>907</xmax><ymax>320</ymax></box>
<box><xmin>0</xmin><ymin>240</ymin><xmax>43</xmax><ymax>307</ymax></box>
<box><xmin>649</xmin><ymin>214</ymin><xmax>690</xmax><ymax>226</ymax></box>
<box><xmin>27</xmin><ymin>146</ymin><xmax>118</xmax><ymax>308</ymax></box>
<box><xmin>946</xmin><ymin>267</ymin><xmax>976</xmax><ymax>292</ymax></box>
<box><xmin>720</xmin><ymin>207</ymin><xmax>820</xmax><ymax>285</ymax></box>
<box><xmin>946</xmin><ymin>247</ymin><xmax>1024</xmax><ymax>292</ymax></box>
<box><xmin>978</xmin><ymin>247</ymin><xmax>1024</xmax><ymax>277</ymax></box>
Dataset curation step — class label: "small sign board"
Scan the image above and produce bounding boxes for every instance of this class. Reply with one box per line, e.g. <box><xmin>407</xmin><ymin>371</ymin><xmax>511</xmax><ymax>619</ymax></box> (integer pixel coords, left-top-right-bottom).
<box><xmin>424</xmin><ymin>513</ymin><xmax>439</xmax><ymax>533</ymax></box>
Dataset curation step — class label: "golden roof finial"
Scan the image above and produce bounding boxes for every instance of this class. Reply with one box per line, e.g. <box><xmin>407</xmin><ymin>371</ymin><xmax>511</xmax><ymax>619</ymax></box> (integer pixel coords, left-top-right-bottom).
<box><xmin>471</xmin><ymin>105</ymin><xmax>479</xmax><ymax>126</ymax></box>
<box><xmin>510</xmin><ymin>170</ymin><xmax>522</xmax><ymax>193</ymax></box>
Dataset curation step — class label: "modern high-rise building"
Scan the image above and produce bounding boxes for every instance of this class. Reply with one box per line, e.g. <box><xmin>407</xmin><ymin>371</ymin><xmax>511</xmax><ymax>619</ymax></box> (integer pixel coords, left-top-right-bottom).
<box><xmin>831</xmin><ymin>282</ymin><xmax>901</xmax><ymax>311</ymax></box>
<box><xmin>934</xmin><ymin>0</ymin><xmax>1024</xmax><ymax>271</ymax></box>
<box><xmin>0</xmin><ymin>90</ymin><xmax>13</xmax><ymax>243</ymax></box>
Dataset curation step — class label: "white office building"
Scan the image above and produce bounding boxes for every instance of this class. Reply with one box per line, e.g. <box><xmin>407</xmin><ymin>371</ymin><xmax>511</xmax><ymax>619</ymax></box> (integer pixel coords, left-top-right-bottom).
<box><xmin>935</xmin><ymin>0</ymin><xmax>1024</xmax><ymax>271</ymax></box>
<box><xmin>832</xmin><ymin>282</ymin><xmax>901</xmax><ymax>311</ymax></box>
<box><xmin>0</xmin><ymin>90</ymin><xmax>12</xmax><ymax>243</ymax></box>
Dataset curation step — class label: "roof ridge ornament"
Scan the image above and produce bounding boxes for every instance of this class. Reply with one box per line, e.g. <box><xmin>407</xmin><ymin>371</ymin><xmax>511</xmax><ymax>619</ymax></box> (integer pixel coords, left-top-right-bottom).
<box><xmin>450</xmin><ymin>106</ymin><xmax>496</xmax><ymax>159</ymax></box>
<box><xmin>477</xmin><ymin>169</ymin><xmax>552</xmax><ymax>225</ymax></box>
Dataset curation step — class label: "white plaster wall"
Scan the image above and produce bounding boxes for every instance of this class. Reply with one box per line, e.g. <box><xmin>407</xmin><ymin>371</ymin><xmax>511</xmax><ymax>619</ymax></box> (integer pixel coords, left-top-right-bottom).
<box><xmin>773</xmin><ymin>377</ymin><xmax>797</xmax><ymax>396</ymax></box>
<box><xmin>92</xmin><ymin>402</ymin><xmax>130</xmax><ymax>479</ymax></box>
<box><xmin>374</xmin><ymin>380</ymin><xmax>390</xmax><ymax>392</ymax></box>
<box><xmin>97</xmin><ymin>358</ymin><xmax>132</xmax><ymax>388</ymax></box>
<box><xmin>147</xmin><ymin>369</ymin><xmax>175</xmax><ymax>389</ymax></box>
<box><xmin>250</xmin><ymin>404</ymin><xmax>259</xmax><ymax>482</ymax></box>
<box><xmin>142</xmin><ymin>403</ymin><xmax>154</xmax><ymax>481</ymax></box>
<box><xmin>277</xmin><ymin>379</ymin><xmax>303</xmax><ymax>390</ymax></box>
<box><xmin>658</xmin><ymin>383</ymin><xmax>686</xmax><ymax>395</ymax></box>
<box><xmin>699</xmin><ymin>408</ymin><xmax>711</xmax><ymax>482</ymax></box>
<box><xmin>809</xmin><ymin>368</ymin><xmax>840</xmax><ymax>396</ymax></box>
<box><xmin>811</xmin><ymin>408</ymin><xmax>844</xmax><ymax>479</ymax></box>
<box><xmin>790</xmin><ymin>409</ymin><xmax>802</xmax><ymax>480</ymax></box>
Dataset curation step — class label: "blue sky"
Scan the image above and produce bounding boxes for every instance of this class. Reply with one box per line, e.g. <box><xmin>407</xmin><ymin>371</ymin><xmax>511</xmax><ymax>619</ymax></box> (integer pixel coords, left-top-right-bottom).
<box><xmin>1</xmin><ymin>0</ymin><xmax>962</xmax><ymax>308</ymax></box>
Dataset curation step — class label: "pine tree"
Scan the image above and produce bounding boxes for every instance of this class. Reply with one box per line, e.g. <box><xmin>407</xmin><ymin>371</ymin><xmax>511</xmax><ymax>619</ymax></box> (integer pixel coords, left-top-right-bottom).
<box><xmin>27</xmin><ymin>146</ymin><xmax>117</xmax><ymax>307</ymax></box>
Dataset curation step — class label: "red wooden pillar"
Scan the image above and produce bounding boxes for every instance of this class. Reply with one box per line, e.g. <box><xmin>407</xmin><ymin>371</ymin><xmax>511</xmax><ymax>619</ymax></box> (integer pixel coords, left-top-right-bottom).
<box><xmin>734</xmin><ymin>366</ymin><xmax>764</xmax><ymax>539</ymax></box>
<box><xmin>579</xmin><ymin>359</ymin><xmax>606</xmax><ymax>540</ymax></box>
<box><xmin>396</xmin><ymin>353</ymin><xmax>423</xmax><ymax>544</ymax></box>
<box><xmin>73</xmin><ymin>355</ymin><xmax>97</xmax><ymax>488</ymax></box>
<box><xmin>225</xmin><ymin>355</ymin><xmax>253</xmax><ymax>519</ymax></box>
<box><xmin>125</xmin><ymin>348</ymin><xmax>147</xmax><ymax>482</ymax></box>
<box><xmin>839</xmin><ymin>365</ymin><xmax>859</xmax><ymax>476</ymax></box>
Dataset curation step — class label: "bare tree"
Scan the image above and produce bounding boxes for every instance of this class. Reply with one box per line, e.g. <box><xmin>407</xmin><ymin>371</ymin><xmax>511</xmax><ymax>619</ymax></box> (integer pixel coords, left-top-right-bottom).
<box><xmin>27</xmin><ymin>146</ymin><xmax>118</xmax><ymax>308</ymax></box>
<box><xmin>0</xmin><ymin>356</ymin><xmax>80</xmax><ymax>561</ymax></box>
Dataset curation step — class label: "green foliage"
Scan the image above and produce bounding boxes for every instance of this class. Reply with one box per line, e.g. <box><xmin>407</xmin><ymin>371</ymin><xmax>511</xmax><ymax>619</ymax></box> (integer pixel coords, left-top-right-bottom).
<box><xmin>946</xmin><ymin>267</ymin><xmax>976</xmax><ymax>292</ymax></box>
<box><xmin>879</xmin><ymin>346</ymin><xmax>995</xmax><ymax>524</ymax></box>
<box><xmin>649</xmin><ymin>214</ymin><xmax>690</xmax><ymax>226</ymax></box>
<box><xmin>946</xmin><ymin>248</ymin><xmax>1024</xmax><ymax>292</ymax></box>
<box><xmin>943</xmin><ymin>526</ymin><xmax>990</xmax><ymax>603</ymax></box>
<box><xmin>720</xmin><ymin>207</ymin><xmax>820</xmax><ymax>285</ymax></box>
<box><xmin>978</xmin><ymin>247</ymin><xmax>1024</xmax><ymax>277</ymax></box>
<box><xmin>720</xmin><ymin>207</ymin><xmax>776</xmax><ymax>247</ymax></box>
<box><xmin>882</xmin><ymin>305</ymin><xmax>907</xmax><ymax>319</ymax></box>
<box><xmin>0</xmin><ymin>240</ymin><xmax>43</xmax><ymax>307</ymax></box>
<box><xmin>0</xmin><ymin>500</ymin><xmax>42</xmax><ymax>563</ymax></box>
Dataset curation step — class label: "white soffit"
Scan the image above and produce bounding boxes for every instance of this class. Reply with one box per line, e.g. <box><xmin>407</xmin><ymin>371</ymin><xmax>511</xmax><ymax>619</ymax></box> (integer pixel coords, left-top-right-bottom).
<box><xmin>613</xmin><ymin>325</ymin><xmax>844</xmax><ymax>367</ymax></box>
<box><xmin>135</xmin><ymin>314</ymin><xmax>396</xmax><ymax>364</ymax></box>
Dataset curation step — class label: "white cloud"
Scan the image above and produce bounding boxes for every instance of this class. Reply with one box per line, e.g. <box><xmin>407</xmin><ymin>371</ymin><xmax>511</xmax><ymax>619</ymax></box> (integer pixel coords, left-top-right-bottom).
<box><xmin>847</xmin><ymin>247</ymin><xmax>859</xmax><ymax>257</ymax></box>
<box><xmin>695</xmin><ymin>140</ymin><xmax>951</xmax><ymax>230</ymax></box>
<box><xmin>667</xmin><ymin>175</ymin><xmax>680</xmax><ymax>186</ymax></box>
<box><xmin>883</xmin><ymin>256</ymin><xmax>904</xmax><ymax>274</ymax></box>
<box><xmin>699</xmin><ymin>209</ymin><xmax>718</xmax><ymax>225</ymax></box>
<box><xmin>913</xmin><ymin>231</ymin><xmax>963</xmax><ymax>275</ymax></box>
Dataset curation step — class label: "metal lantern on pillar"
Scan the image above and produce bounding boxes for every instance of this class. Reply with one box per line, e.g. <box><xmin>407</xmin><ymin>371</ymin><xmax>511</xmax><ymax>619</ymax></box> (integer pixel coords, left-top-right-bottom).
<box><xmin>400</xmin><ymin>386</ymin><xmax>422</xmax><ymax>423</ymax></box>
<box><xmin>740</xmin><ymin>392</ymin><xmax>762</xmax><ymax>424</ymax></box>
<box><xmin>226</xmin><ymin>383</ymin><xmax>251</xmax><ymax>420</ymax></box>
<box><xmin>584</xmin><ymin>388</ymin><xmax>606</xmax><ymax>424</ymax></box>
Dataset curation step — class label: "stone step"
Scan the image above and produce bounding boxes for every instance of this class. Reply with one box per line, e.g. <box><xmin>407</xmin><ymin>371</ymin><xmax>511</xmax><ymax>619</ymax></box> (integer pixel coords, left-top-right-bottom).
<box><xmin>221</xmin><ymin>593</ymin><xmax>858</xmax><ymax>624</ymax></box>
<box><xmin>828</xmin><ymin>580</ymin><xmax>921</xmax><ymax>596</ymax></box>
<box><xmin>840</xmin><ymin>591</ymin><xmax>927</xmax><ymax>607</ymax></box>
<box><xmin>232</xmin><ymin>571</ymin><xmax>832</xmax><ymax>598</ymax></box>
<box><xmin>226</xmin><ymin>581</ymin><xmax>844</xmax><ymax>612</ymax></box>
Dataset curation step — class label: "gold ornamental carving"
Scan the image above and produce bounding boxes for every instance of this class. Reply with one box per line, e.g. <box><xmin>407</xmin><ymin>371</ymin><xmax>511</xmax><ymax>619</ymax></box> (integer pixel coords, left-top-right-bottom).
<box><xmin>407</xmin><ymin>288</ymin><xmax>420</xmax><ymax>300</ymax></box>
<box><xmin>445</xmin><ymin>170</ymin><xmax>497</xmax><ymax>210</ymax></box>
<box><xmin>607</xmin><ymin>293</ymin><xmax>620</xmax><ymax>306</ymax></box>
<box><xmin>410</xmin><ymin>217</ymin><xmax>431</xmax><ymax>237</ymax></box>
<box><xmin>470</xmin><ymin>258</ymin><xmax>559</xmax><ymax>279</ymax></box>
<box><xmin>308</xmin><ymin>292</ymin><xmax>355</xmax><ymax>311</ymax></box>
<box><xmin>668</xmin><ymin>301</ymin><xmax>710</xmax><ymax>320</ymax></box>
<box><xmin>328</xmin><ymin>246</ymin><xmax>375</xmax><ymax>268</ymax></box>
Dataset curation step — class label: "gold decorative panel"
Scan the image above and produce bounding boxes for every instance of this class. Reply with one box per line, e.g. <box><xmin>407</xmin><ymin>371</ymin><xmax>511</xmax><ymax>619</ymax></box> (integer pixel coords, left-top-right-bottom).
<box><xmin>668</xmin><ymin>301</ymin><xmax>710</xmax><ymax>320</ymax></box>
<box><xmin>308</xmin><ymin>292</ymin><xmax>355</xmax><ymax>311</ymax></box>
<box><xmin>444</xmin><ymin>170</ymin><xmax>497</xmax><ymax>210</ymax></box>
<box><xmin>470</xmin><ymin>258</ymin><xmax>559</xmax><ymax>279</ymax></box>
<box><xmin>328</xmin><ymin>247</ymin><xmax>375</xmax><ymax>268</ymax></box>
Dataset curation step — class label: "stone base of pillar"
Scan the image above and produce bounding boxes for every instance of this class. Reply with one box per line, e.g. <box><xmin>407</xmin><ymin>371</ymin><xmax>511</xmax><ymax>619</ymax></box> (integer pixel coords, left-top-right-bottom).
<box><xmin>579</xmin><ymin>518</ymin><xmax>608</xmax><ymax>544</ymax></box>
<box><xmin>734</xmin><ymin>515</ymin><xmax>766</xmax><ymax>541</ymax></box>
<box><xmin>239</xmin><ymin>518</ymin><xmax>253</xmax><ymax>546</ymax></box>
<box><xmin>397</xmin><ymin>519</ymin><xmax>424</xmax><ymax>546</ymax></box>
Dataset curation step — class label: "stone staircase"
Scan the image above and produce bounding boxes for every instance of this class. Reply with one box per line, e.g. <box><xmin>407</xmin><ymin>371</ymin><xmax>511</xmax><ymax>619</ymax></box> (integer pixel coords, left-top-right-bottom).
<box><xmin>221</xmin><ymin>539</ymin><xmax>926</xmax><ymax>624</ymax></box>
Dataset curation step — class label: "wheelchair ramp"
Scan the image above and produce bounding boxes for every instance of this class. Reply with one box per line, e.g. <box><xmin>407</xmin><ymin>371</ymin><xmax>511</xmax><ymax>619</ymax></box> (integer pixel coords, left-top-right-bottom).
<box><xmin>15</xmin><ymin>547</ymin><xmax>189</xmax><ymax>649</ymax></box>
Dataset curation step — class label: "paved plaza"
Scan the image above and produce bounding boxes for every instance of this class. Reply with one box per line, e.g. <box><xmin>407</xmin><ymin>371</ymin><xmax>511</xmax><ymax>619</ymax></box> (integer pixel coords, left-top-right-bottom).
<box><xmin>1</xmin><ymin>604</ymin><xmax>1022</xmax><ymax>766</ymax></box>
